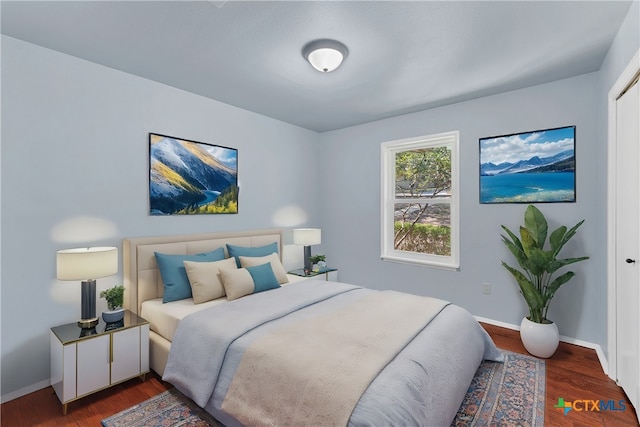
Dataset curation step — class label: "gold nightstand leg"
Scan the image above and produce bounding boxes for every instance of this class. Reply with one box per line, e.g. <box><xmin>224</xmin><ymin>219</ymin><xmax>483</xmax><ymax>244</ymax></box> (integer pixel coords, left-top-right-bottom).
<box><xmin>62</xmin><ymin>403</ymin><xmax>68</xmax><ymax>416</ymax></box>
<box><xmin>140</xmin><ymin>372</ymin><xmax>147</xmax><ymax>382</ymax></box>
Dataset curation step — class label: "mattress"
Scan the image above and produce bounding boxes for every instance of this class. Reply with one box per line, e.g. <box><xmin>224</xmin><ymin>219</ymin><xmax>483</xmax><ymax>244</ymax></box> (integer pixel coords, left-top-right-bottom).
<box><xmin>142</xmin><ymin>273</ymin><xmax>307</xmax><ymax>341</ymax></box>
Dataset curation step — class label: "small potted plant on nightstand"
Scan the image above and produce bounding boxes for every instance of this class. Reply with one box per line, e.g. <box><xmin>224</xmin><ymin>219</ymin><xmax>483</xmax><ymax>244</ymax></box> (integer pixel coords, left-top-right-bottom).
<box><xmin>100</xmin><ymin>284</ymin><xmax>125</xmax><ymax>324</ymax></box>
<box><xmin>309</xmin><ymin>254</ymin><xmax>327</xmax><ymax>271</ymax></box>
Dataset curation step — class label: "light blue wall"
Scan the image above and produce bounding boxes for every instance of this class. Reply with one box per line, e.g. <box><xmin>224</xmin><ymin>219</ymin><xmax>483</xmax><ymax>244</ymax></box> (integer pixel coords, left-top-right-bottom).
<box><xmin>318</xmin><ymin>73</ymin><xmax>603</xmax><ymax>346</ymax></box>
<box><xmin>0</xmin><ymin>36</ymin><xmax>320</xmax><ymax>397</ymax></box>
<box><xmin>599</xmin><ymin>0</ymin><xmax>639</xmax><ymax>91</ymax></box>
<box><xmin>597</xmin><ymin>0</ymin><xmax>640</xmax><ymax>177</ymax></box>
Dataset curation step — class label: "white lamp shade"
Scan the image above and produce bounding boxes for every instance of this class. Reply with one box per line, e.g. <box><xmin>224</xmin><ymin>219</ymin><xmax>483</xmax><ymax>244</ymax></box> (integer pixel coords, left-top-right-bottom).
<box><xmin>57</xmin><ymin>246</ymin><xmax>118</xmax><ymax>281</ymax></box>
<box><xmin>293</xmin><ymin>228</ymin><xmax>322</xmax><ymax>246</ymax></box>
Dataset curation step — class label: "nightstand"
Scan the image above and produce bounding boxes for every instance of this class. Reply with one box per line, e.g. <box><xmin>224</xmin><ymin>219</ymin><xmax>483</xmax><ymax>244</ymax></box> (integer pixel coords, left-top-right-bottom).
<box><xmin>50</xmin><ymin>310</ymin><xmax>149</xmax><ymax>414</ymax></box>
<box><xmin>288</xmin><ymin>267</ymin><xmax>338</xmax><ymax>282</ymax></box>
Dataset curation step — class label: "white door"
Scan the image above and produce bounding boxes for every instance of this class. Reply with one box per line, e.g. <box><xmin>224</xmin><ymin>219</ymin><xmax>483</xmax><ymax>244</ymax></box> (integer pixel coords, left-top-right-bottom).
<box><xmin>615</xmin><ymin>76</ymin><xmax>640</xmax><ymax>414</ymax></box>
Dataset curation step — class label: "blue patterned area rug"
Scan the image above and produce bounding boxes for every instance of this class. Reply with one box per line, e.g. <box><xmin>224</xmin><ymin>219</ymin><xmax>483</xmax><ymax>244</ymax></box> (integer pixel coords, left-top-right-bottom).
<box><xmin>101</xmin><ymin>388</ymin><xmax>221</xmax><ymax>427</ymax></box>
<box><xmin>452</xmin><ymin>350</ymin><xmax>546</xmax><ymax>427</ymax></box>
<box><xmin>102</xmin><ymin>350</ymin><xmax>544</xmax><ymax>427</ymax></box>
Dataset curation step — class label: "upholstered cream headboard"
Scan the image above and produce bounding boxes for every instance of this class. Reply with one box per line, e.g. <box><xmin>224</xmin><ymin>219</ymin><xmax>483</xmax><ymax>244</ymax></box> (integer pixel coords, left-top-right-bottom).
<box><xmin>123</xmin><ymin>229</ymin><xmax>284</xmax><ymax>315</ymax></box>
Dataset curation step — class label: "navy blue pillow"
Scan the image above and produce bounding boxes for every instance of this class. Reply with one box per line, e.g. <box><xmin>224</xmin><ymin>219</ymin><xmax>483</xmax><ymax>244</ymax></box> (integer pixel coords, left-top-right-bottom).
<box><xmin>226</xmin><ymin>242</ymin><xmax>278</xmax><ymax>267</ymax></box>
<box><xmin>155</xmin><ymin>248</ymin><xmax>226</xmax><ymax>303</ymax></box>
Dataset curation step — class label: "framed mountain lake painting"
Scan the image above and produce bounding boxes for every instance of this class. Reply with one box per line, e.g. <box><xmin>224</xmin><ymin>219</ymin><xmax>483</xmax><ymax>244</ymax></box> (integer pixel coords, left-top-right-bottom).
<box><xmin>149</xmin><ymin>133</ymin><xmax>238</xmax><ymax>215</ymax></box>
<box><xmin>479</xmin><ymin>126</ymin><xmax>576</xmax><ymax>204</ymax></box>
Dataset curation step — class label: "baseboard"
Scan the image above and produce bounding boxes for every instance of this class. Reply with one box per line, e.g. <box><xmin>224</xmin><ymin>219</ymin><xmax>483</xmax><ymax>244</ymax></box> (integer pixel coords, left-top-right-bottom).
<box><xmin>474</xmin><ymin>316</ymin><xmax>609</xmax><ymax>375</ymax></box>
<box><xmin>1</xmin><ymin>378</ymin><xmax>50</xmax><ymax>404</ymax></box>
<box><xmin>474</xmin><ymin>316</ymin><xmax>520</xmax><ymax>331</ymax></box>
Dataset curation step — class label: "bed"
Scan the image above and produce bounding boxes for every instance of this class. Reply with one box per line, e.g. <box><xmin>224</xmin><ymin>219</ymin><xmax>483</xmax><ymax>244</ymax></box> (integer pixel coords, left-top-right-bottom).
<box><xmin>123</xmin><ymin>228</ymin><xmax>502</xmax><ymax>426</ymax></box>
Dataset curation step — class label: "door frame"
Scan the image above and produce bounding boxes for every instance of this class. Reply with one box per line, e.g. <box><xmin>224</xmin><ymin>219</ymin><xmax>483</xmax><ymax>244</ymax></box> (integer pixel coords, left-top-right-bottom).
<box><xmin>607</xmin><ymin>47</ymin><xmax>640</xmax><ymax>382</ymax></box>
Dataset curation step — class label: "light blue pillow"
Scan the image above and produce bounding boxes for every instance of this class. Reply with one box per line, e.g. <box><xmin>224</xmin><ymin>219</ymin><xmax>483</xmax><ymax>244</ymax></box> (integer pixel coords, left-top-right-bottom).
<box><xmin>246</xmin><ymin>262</ymin><xmax>280</xmax><ymax>293</ymax></box>
<box><xmin>155</xmin><ymin>248</ymin><xmax>226</xmax><ymax>303</ymax></box>
<box><xmin>226</xmin><ymin>242</ymin><xmax>278</xmax><ymax>267</ymax></box>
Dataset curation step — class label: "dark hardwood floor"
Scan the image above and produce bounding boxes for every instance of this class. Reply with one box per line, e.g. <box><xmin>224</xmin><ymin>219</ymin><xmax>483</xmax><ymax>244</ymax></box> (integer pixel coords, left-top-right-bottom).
<box><xmin>0</xmin><ymin>372</ymin><xmax>171</xmax><ymax>426</ymax></box>
<box><xmin>1</xmin><ymin>323</ymin><xmax>637</xmax><ymax>426</ymax></box>
<box><xmin>482</xmin><ymin>323</ymin><xmax>638</xmax><ymax>427</ymax></box>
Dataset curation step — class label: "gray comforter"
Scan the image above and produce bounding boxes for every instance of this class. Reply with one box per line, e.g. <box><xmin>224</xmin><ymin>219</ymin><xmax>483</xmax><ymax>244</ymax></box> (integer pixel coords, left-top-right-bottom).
<box><xmin>163</xmin><ymin>281</ymin><xmax>503</xmax><ymax>426</ymax></box>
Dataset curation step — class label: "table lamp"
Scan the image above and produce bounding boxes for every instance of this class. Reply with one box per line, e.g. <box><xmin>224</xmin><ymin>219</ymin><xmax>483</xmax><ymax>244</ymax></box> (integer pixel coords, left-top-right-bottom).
<box><xmin>293</xmin><ymin>228</ymin><xmax>321</xmax><ymax>275</ymax></box>
<box><xmin>56</xmin><ymin>246</ymin><xmax>118</xmax><ymax>328</ymax></box>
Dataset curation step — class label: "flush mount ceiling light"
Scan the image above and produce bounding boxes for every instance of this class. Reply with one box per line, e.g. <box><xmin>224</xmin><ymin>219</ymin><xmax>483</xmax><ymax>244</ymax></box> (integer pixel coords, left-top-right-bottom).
<box><xmin>302</xmin><ymin>39</ymin><xmax>348</xmax><ymax>73</ymax></box>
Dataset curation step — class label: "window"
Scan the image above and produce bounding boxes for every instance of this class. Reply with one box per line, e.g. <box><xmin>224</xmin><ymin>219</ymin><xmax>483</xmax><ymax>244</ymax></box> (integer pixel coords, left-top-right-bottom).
<box><xmin>381</xmin><ymin>131</ymin><xmax>459</xmax><ymax>269</ymax></box>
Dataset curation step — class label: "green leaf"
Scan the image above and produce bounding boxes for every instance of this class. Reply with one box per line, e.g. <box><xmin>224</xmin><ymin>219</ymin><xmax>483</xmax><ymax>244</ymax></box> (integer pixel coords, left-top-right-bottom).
<box><xmin>524</xmin><ymin>205</ymin><xmax>548</xmax><ymax>248</ymax></box>
<box><xmin>501</xmin><ymin>225</ymin><xmax>524</xmax><ymax>252</ymax></box>
<box><xmin>549</xmin><ymin>226</ymin><xmax>567</xmax><ymax>254</ymax></box>
<box><xmin>526</xmin><ymin>248</ymin><xmax>552</xmax><ymax>277</ymax></box>
<box><xmin>520</xmin><ymin>227</ymin><xmax>536</xmax><ymax>258</ymax></box>
<box><xmin>502</xmin><ymin>261</ymin><xmax>545</xmax><ymax>322</ymax></box>
<box><xmin>561</xmin><ymin>219</ymin><xmax>585</xmax><ymax>246</ymax></box>
<box><xmin>501</xmin><ymin>235</ymin><xmax>528</xmax><ymax>270</ymax></box>
<box><xmin>545</xmin><ymin>271</ymin><xmax>576</xmax><ymax>301</ymax></box>
<box><xmin>548</xmin><ymin>256</ymin><xmax>590</xmax><ymax>274</ymax></box>
<box><xmin>553</xmin><ymin>220</ymin><xmax>585</xmax><ymax>256</ymax></box>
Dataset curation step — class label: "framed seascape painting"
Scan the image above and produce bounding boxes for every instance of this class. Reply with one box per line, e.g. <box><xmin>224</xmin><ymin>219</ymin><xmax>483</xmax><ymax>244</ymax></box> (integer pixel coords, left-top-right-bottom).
<box><xmin>149</xmin><ymin>133</ymin><xmax>238</xmax><ymax>215</ymax></box>
<box><xmin>479</xmin><ymin>125</ymin><xmax>576</xmax><ymax>204</ymax></box>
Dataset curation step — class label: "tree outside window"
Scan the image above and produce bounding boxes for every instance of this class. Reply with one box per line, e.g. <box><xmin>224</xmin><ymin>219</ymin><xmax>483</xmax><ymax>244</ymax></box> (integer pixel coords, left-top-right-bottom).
<box><xmin>381</xmin><ymin>132</ymin><xmax>459</xmax><ymax>269</ymax></box>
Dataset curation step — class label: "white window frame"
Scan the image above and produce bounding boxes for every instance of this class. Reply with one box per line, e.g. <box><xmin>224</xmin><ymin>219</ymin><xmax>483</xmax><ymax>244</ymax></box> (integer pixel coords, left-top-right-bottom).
<box><xmin>380</xmin><ymin>131</ymin><xmax>460</xmax><ymax>270</ymax></box>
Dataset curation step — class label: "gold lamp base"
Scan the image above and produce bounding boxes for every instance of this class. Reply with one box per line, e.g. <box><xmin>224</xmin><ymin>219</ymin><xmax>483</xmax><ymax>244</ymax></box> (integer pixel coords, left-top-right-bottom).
<box><xmin>77</xmin><ymin>317</ymin><xmax>99</xmax><ymax>329</ymax></box>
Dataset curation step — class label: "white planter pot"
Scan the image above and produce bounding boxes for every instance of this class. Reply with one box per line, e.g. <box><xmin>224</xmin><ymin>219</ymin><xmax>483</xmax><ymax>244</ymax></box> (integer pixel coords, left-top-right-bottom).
<box><xmin>520</xmin><ymin>317</ymin><xmax>559</xmax><ymax>358</ymax></box>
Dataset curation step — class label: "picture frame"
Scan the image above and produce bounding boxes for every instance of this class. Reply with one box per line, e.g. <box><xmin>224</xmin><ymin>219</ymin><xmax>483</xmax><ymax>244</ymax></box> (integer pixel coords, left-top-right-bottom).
<box><xmin>149</xmin><ymin>133</ymin><xmax>238</xmax><ymax>215</ymax></box>
<box><xmin>479</xmin><ymin>125</ymin><xmax>576</xmax><ymax>204</ymax></box>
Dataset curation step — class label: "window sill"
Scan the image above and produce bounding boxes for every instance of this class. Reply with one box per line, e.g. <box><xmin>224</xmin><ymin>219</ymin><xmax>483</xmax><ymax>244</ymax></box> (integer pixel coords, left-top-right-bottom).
<box><xmin>381</xmin><ymin>254</ymin><xmax>460</xmax><ymax>271</ymax></box>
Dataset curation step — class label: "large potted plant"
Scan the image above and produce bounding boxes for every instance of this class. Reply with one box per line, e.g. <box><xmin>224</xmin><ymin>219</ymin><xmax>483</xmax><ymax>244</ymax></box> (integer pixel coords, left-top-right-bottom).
<box><xmin>501</xmin><ymin>205</ymin><xmax>589</xmax><ymax>358</ymax></box>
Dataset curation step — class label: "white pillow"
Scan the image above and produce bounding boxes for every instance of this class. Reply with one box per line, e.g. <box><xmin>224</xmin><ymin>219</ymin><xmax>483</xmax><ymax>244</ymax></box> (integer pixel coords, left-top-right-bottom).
<box><xmin>183</xmin><ymin>257</ymin><xmax>237</xmax><ymax>304</ymax></box>
<box><xmin>239</xmin><ymin>253</ymin><xmax>289</xmax><ymax>284</ymax></box>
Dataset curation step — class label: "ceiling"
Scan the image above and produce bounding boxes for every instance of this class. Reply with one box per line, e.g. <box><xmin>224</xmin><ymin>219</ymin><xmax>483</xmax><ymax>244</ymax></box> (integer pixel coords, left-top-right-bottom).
<box><xmin>1</xmin><ymin>1</ymin><xmax>633</xmax><ymax>132</ymax></box>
